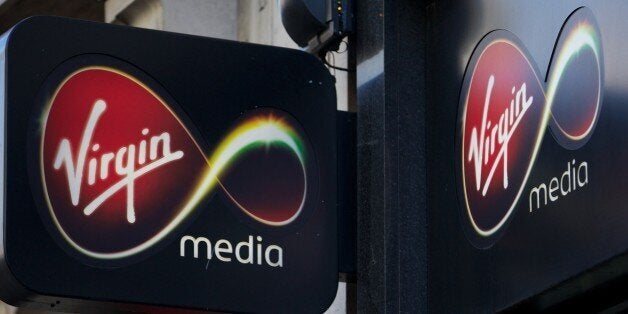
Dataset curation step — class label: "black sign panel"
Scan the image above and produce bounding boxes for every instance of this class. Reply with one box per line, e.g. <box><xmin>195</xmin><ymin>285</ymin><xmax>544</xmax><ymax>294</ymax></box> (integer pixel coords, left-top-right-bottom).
<box><xmin>429</xmin><ymin>1</ymin><xmax>628</xmax><ymax>311</ymax></box>
<box><xmin>0</xmin><ymin>16</ymin><xmax>337</xmax><ymax>313</ymax></box>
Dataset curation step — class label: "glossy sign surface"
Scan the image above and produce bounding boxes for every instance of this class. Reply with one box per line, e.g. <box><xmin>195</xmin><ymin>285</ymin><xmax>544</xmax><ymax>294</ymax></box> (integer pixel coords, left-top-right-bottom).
<box><xmin>0</xmin><ymin>16</ymin><xmax>337</xmax><ymax>314</ymax></box>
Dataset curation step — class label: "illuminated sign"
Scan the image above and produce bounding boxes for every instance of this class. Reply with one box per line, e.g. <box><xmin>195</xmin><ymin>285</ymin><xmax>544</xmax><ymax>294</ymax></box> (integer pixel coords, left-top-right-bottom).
<box><xmin>0</xmin><ymin>16</ymin><xmax>338</xmax><ymax>313</ymax></box>
<box><xmin>39</xmin><ymin>66</ymin><xmax>309</xmax><ymax>265</ymax></box>
<box><xmin>457</xmin><ymin>7</ymin><xmax>603</xmax><ymax>247</ymax></box>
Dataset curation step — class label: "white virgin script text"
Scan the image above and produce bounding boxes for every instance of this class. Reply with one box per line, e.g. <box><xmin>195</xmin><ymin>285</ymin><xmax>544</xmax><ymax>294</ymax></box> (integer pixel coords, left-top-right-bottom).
<box><xmin>467</xmin><ymin>75</ymin><xmax>534</xmax><ymax>196</ymax></box>
<box><xmin>52</xmin><ymin>99</ymin><xmax>184</xmax><ymax>223</ymax></box>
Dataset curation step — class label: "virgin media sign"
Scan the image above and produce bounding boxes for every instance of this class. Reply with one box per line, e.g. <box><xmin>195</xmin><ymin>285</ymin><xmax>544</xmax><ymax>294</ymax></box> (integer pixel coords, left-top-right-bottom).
<box><xmin>457</xmin><ymin>7</ymin><xmax>603</xmax><ymax>247</ymax></box>
<box><xmin>40</xmin><ymin>67</ymin><xmax>308</xmax><ymax>264</ymax></box>
<box><xmin>0</xmin><ymin>16</ymin><xmax>338</xmax><ymax>313</ymax></box>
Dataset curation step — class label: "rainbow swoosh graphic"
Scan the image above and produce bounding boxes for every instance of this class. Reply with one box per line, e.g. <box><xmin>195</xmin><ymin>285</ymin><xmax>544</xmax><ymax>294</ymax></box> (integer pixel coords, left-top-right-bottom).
<box><xmin>192</xmin><ymin>114</ymin><xmax>307</xmax><ymax>226</ymax></box>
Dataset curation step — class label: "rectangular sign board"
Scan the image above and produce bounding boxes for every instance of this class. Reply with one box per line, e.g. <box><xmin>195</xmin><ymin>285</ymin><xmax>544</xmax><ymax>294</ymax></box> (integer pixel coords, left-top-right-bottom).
<box><xmin>0</xmin><ymin>16</ymin><xmax>337</xmax><ymax>313</ymax></box>
<box><xmin>429</xmin><ymin>0</ymin><xmax>628</xmax><ymax>311</ymax></box>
